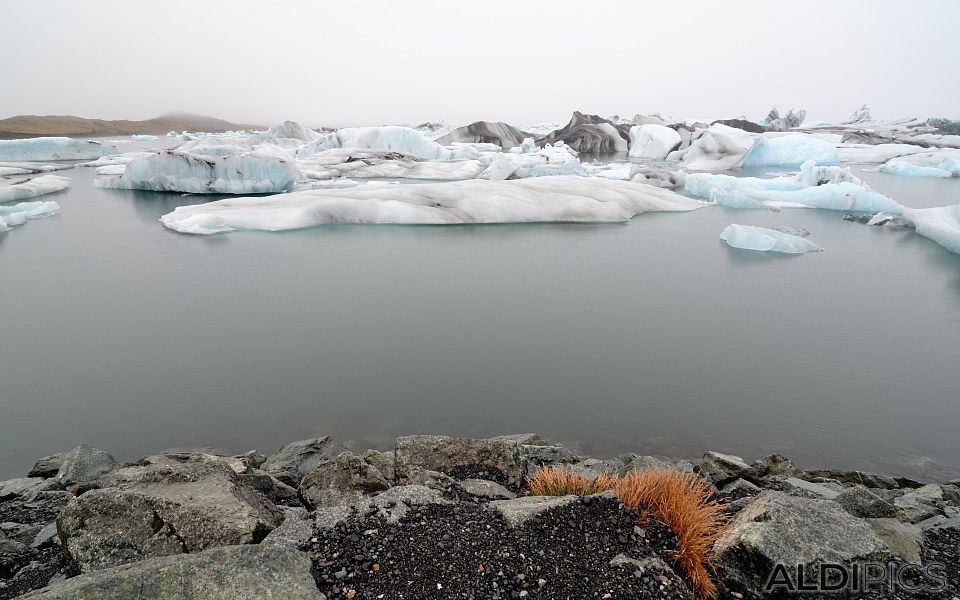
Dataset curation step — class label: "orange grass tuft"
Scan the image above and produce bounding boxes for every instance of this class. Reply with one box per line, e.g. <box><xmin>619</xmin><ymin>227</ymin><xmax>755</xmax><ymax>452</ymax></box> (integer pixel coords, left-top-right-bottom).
<box><xmin>526</xmin><ymin>466</ymin><xmax>617</xmax><ymax>496</ymax></box>
<box><xmin>527</xmin><ymin>466</ymin><xmax>729</xmax><ymax>599</ymax></box>
<box><xmin>614</xmin><ymin>469</ymin><xmax>728</xmax><ymax>599</ymax></box>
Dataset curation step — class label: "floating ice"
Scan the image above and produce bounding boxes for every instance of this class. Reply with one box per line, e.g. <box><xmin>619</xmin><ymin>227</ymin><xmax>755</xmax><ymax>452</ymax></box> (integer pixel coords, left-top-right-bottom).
<box><xmin>628</xmin><ymin>124</ymin><xmax>681</xmax><ymax>159</ymax></box>
<box><xmin>903</xmin><ymin>204</ymin><xmax>960</xmax><ymax>254</ymax></box>
<box><xmin>740</xmin><ymin>134</ymin><xmax>839</xmax><ymax>168</ymax></box>
<box><xmin>0</xmin><ymin>162</ymin><xmax>71</xmax><ymax>176</ymax></box>
<box><xmin>685</xmin><ymin>161</ymin><xmax>903</xmax><ymax>213</ymax></box>
<box><xmin>436</xmin><ymin>122</ymin><xmax>527</xmax><ymax>149</ymax></box>
<box><xmin>296</xmin><ymin>149</ymin><xmax>487</xmax><ymax>181</ymax></box>
<box><xmin>668</xmin><ymin>124</ymin><xmax>756</xmax><ymax>171</ymax></box>
<box><xmin>295</xmin><ymin>126</ymin><xmax>479</xmax><ymax>161</ymax></box>
<box><xmin>836</xmin><ymin>144</ymin><xmax>925</xmax><ymax>164</ymax></box>
<box><xmin>77</xmin><ymin>151</ymin><xmax>159</xmax><ymax>168</ymax></box>
<box><xmin>160</xmin><ymin>176</ymin><xmax>707</xmax><ymax>235</ymax></box>
<box><xmin>720</xmin><ymin>224</ymin><xmax>823</xmax><ymax>253</ymax></box>
<box><xmin>130</xmin><ymin>134</ymin><xmax>158</xmax><ymax>141</ymax></box>
<box><xmin>0</xmin><ymin>200</ymin><xmax>60</xmax><ymax>233</ymax></box>
<box><xmin>0</xmin><ymin>174</ymin><xmax>71</xmax><ymax>202</ymax></box>
<box><xmin>0</xmin><ymin>138</ymin><xmax>118</xmax><ymax>162</ymax></box>
<box><xmin>508</xmin><ymin>138</ymin><xmax>537</xmax><ymax>154</ymax></box>
<box><xmin>95</xmin><ymin>146</ymin><xmax>298</xmax><ymax>194</ymax></box>
<box><xmin>878</xmin><ymin>150</ymin><xmax>960</xmax><ymax>178</ymax></box>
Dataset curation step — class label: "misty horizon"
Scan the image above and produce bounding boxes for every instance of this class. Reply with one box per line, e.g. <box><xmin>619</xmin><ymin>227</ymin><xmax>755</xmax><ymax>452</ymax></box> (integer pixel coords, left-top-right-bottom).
<box><xmin>3</xmin><ymin>0</ymin><xmax>959</xmax><ymax>128</ymax></box>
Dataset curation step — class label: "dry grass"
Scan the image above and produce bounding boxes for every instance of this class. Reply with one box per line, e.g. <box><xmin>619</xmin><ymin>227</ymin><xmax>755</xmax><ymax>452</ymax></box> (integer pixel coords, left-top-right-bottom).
<box><xmin>526</xmin><ymin>466</ymin><xmax>617</xmax><ymax>496</ymax></box>
<box><xmin>528</xmin><ymin>466</ymin><xmax>728</xmax><ymax>599</ymax></box>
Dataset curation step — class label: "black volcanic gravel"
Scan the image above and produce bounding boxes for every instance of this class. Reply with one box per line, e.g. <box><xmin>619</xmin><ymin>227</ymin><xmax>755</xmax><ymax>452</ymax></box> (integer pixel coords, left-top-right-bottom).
<box><xmin>307</xmin><ymin>495</ymin><xmax>694</xmax><ymax>599</ymax></box>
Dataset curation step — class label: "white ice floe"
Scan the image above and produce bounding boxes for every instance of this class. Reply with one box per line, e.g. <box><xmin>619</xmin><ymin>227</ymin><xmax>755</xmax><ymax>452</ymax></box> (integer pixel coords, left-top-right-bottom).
<box><xmin>0</xmin><ymin>162</ymin><xmax>72</xmax><ymax>176</ymax></box>
<box><xmin>836</xmin><ymin>143</ymin><xmax>925</xmax><ymax>164</ymax></box>
<box><xmin>740</xmin><ymin>134</ymin><xmax>839</xmax><ymax>168</ymax></box>
<box><xmin>160</xmin><ymin>176</ymin><xmax>707</xmax><ymax>235</ymax></box>
<box><xmin>903</xmin><ymin>204</ymin><xmax>960</xmax><ymax>254</ymax></box>
<box><xmin>628</xmin><ymin>125</ymin><xmax>682</xmax><ymax>160</ymax></box>
<box><xmin>0</xmin><ymin>174</ymin><xmax>71</xmax><ymax>202</ymax></box>
<box><xmin>130</xmin><ymin>134</ymin><xmax>158</xmax><ymax>141</ymax></box>
<box><xmin>668</xmin><ymin>124</ymin><xmax>756</xmax><ymax>171</ymax></box>
<box><xmin>685</xmin><ymin>160</ymin><xmax>903</xmax><ymax>213</ymax></box>
<box><xmin>720</xmin><ymin>224</ymin><xmax>824</xmax><ymax>254</ymax></box>
<box><xmin>878</xmin><ymin>150</ymin><xmax>960</xmax><ymax>178</ymax></box>
<box><xmin>77</xmin><ymin>151</ymin><xmax>159</xmax><ymax>168</ymax></box>
<box><xmin>295</xmin><ymin>126</ymin><xmax>480</xmax><ymax>161</ymax></box>
<box><xmin>0</xmin><ymin>200</ymin><xmax>60</xmax><ymax>233</ymax></box>
<box><xmin>0</xmin><ymin>138</ymin><xmax>118</xmax><ymax>162</ymax></box>
<box><xmin>95</xmin><ymin>146</ymin><xmax>298</xmax><ymax>194</ymax></box>
<box><xmin>296</xmin><ymin>148</ymin><xmax>488</xmax><ymax>181</ymax></box>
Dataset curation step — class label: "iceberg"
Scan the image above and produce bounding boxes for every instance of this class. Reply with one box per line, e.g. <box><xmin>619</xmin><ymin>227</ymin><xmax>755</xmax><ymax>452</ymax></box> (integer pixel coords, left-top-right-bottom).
<box><xmin>903</xmin><ymin>204</ymin><xmax>960</xmax><ymax>254</ymax></box>
<box><xmin>296</xmin><ymin>149</ymin><xmax>488</xmax><ymax>181</ymax></box>
<box><xmin>0</xmin><ymin>138</ymin><xmax>118</xmax><ymax>162</ymax></box>
<box><xmin>628</xmin><ymin>124</ymin><xmax>682</xmax><ymax>159</ymax></box>
<box><xmin>160</xmin><ymin>176</ymin><xmax>707</xmax><ymax>235</ymax></box>
<box><xmin>762</xmin><ymin>107</ymin><xmax>807</xmax><ymax>132</ymax></box>
<box><xmin>740</xmin><ymin>134</ymin><xmax>839</xmax><ymax>168</ymax></box>
<box><xmin>836</xmin><ymin>143</ymin><xmax>925</xmax><ymax>164</ymax></box>
<box><xmin>537</xmin><ymin>112</ymin><xmax>630</xmax><ymax>153</ymax></box>
<box><xmin>436</xmin><ymin>121</ymin><xmax>528</xmax><ymax>149</ymax></box>
<box><xmin>720</xmin><ymin>224</ymin><xmax>823</xmax><ymax>254</ymax></box>
<box><xmin>130</xmin><ymin>134</ymin><xmax>159</xmax><ymax>141</ymax></box>
<box><xmin>878</xmin><ymin>150</ymin><xmax>960</xmax><ymax>178</ymax></box>
<box><xmin>667</xmin><ymin>124</ymin><xmax>756</xmax><ymax>171</ymax></box>
<box><xmin>295</xmin><ymin>126</ymin><xmax>479</xmax><ymax>161</ymax></box>
<box><xmin>0</xmin><ymin>174</ymin><xmax>71</xmax><ymax>202</ymax></box>
<box><xmin>685</xmin><ymin>161</ymin><xmax>903</xmax><ymax>213</ymax></box>
<box><xmin>0</xmin><ymin>200</ymin><xmax>60</xmax><ymax>232</ymax></box>
<box><xmin>0</xmin><ymin>162</ymin><xmax>71</xmax><ymax>176</ymax></box>
<box><xmin>95</xmin><ymin>146</ymin><xmax>298</xmax><ymax>194</ymax></box>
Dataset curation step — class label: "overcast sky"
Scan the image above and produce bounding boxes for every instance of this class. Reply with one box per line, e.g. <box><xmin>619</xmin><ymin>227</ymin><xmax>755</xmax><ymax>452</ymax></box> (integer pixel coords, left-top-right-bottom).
<box><xmin>3</xmin><ymin>0</ymin><xmax>958</xmax><ymax>128</ymax></box>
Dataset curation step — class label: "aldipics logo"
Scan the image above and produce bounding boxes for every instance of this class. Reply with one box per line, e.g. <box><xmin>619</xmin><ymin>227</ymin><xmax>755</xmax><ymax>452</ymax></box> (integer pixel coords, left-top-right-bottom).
<box><xmin>764</xmin><ymin>562</ymin><xmax>948</xmax><ymax>594</ymax></box>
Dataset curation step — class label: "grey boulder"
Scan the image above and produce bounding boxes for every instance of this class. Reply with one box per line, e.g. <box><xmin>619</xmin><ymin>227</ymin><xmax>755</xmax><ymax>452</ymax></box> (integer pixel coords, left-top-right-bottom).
<box><xmin>394</xmin><ymin>435</ymin><xmax>527</xmax><ymax>487</ymax></box>
<box><xmin>835</xmin><ymin>485</ymin><xmax>897</xmax><ymax>518</ymax></box>
<box><xmin>28</xmin><ymin>454</ymin><xmax>67</xmax><ymax>479</ymax></box>
<box><xmin>697</xmin><ymin>451</ymin><xmax>753</xmax><ymax>485</ymax></box>
<box><xmin>56</xmin><ymin>445</ymin><xmax>117</xmax><ymax>488</ymax></box>
<box><xmin>715</xmin><ymin>491</ymin><xmax>893</xmax><ymax>598</ymax></box>
<box><xmin>58</xmin><ymin>462</ymin><xmax>282</xmax><ymax>572</ymax></box>
<box><xmin>18</xmin><ymin>544</ymin><xmax>324</xmax><ymax>600</ymax></box>
<box><xmin>297</xmin><ymin>452</ymin><xmax>390</xmax><ymax>510</ymax></box>
<box><xmin>262</xmin><ymin>436</ymin><xmax>348</xmax><ymax>487</ymax></box>
<box><xmin>894</xmin><ymin>484</ymin><xmax>944</xmax><ymax>523</ymax></box>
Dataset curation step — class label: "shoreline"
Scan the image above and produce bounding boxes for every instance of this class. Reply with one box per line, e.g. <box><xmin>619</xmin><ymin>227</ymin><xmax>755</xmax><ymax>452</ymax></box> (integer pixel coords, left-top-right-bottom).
<box><xmin>1</xmin><ymin>433</ymin><xmax>957</xmax><ymax>599</ymax></box>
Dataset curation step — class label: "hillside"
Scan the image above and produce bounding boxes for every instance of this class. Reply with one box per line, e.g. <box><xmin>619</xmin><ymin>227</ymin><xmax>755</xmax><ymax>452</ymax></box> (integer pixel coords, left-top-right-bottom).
<box><xmin>0</xmin><ymin>111</ymin><xmax>264</xmax><ymax>139</ymax></box>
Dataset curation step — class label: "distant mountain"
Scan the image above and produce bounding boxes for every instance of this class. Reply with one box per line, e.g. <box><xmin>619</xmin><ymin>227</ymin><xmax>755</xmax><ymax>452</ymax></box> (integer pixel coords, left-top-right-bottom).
<box><xmin>0</xmin><ymin>112</ymin><xmax>264</xmax><ymax>139</ymax></box>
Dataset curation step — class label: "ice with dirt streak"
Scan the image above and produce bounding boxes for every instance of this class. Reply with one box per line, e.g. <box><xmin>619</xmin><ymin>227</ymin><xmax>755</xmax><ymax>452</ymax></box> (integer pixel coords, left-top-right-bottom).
<box><xmin>0</xmin><ymin>174</ymin><xmax>71</xmax><ymax>202</ymax></box>
<box><xmin>160</xmin><ymin>176</ymin><xmax>707</xmax><ymax>235</ymax></box>
<box><xmin>628</xmin><ymin>125</ymin><xmax>681</xmax><ymax>160</ymax></box>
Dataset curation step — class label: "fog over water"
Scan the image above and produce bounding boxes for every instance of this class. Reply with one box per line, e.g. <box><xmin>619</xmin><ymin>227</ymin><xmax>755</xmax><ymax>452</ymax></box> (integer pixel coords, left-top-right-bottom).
<box><xmin>2</xmin><ymin>0</ymin><xmax>960</xmax><ymax>126</ymax></box>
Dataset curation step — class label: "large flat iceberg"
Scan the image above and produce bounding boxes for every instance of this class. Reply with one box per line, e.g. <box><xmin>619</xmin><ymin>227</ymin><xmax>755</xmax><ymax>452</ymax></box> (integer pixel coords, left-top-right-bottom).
<box><xmin>684</xmin><ymin>161</ymin><xmax>903</xmax><ymax>213</ymax></box>
<box><xmin>720</xmin><ymin>224</ymin><xmax>824</xmax><ymax>254</ymax></box>
<box><xmin>95</xmin><ymin>147</ymin><xmax>298</xmax><ymax>194</ymax></box>
<box><xmin>0</xmin><ymin>200</ymin><xmax>60</xmax><ymax>233</ymax></box>
<box><xmin>0</xmin><ymin>174</ymin><xmax>71</xmax><ymax>202</ymax></box>
<box><xmin>160</xmin><ymin>176</ymin><xmax>707</xmax><ymax>235</ymax></box>
<box><xmin>0</xmin><ymin>138</ymin><xmax>117</xmax><ymax>162</ymax></box>
<box><xmin>740</xmin><ymin>134</ymin><xmax>839</xmax><ymax>168</ymax></box>
<box><xmin>903</xmin><ymin>204</ymin><xmax>960</xmax><ymax>254</ymax></box>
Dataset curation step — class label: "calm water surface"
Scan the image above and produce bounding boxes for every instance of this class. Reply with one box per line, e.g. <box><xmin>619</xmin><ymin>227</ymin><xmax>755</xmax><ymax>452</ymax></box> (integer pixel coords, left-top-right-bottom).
<box><xmin>1</xmin><ymin>148</ymin><xmax>959</xmax><ymax>480</ymax></box>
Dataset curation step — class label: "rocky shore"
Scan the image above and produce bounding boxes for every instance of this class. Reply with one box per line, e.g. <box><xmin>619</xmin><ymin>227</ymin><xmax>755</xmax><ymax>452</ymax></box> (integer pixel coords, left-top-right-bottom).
<box><xmin>1</xmin><ymin>434</ymin><xmax>957</xmax><ymax>599</ymax></box>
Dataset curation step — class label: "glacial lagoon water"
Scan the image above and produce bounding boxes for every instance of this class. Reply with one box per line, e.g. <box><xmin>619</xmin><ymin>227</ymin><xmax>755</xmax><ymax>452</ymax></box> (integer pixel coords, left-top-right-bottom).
<box><xmin>1</xmin><ymin>153</ymin><xmax>959</xmax><ymax>480</ymax></box>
